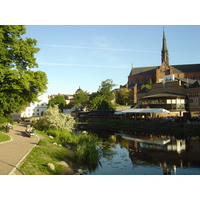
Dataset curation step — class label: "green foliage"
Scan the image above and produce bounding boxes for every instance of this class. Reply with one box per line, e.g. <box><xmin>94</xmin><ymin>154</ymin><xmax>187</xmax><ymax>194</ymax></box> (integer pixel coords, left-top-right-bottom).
<box><xmin>45</xmin><ymin>128</ymin><xmax>101</xmax><ymax>171</ymax></box>
<box><xmin>75</xmin><ymin>133</ymin><xmax>100</xmax><ymax>171</ymax></box>
<box><xmin>33</xmin><ymin>105</ymin><xmax>76</xmax><ymax>131</ymax></box>
<box><xmin>74</xmin><ymin>89</ymin><xmax>89</xmax><ymax>110</ymax></box>
<box><xmin>141</xmin><ymin>79</ymin><xmax>152</xmax><ymax>90</ymax></box>
<box><xmin>117</xmin><ymin>88</ymin><xmax>131</xmax><ymax>105</ymax></box>
<box><xmin>90</xmin><ymin>96</ymin><xmax>116</xmax><ymax>111</ymax></box>
<box><xmin>98</xmin><ymin>79</ymin><xmax>117</xmax><ymax>102</ymax></box>
<box><xmin>48</xmin><ymin>95</ymin><xmax>66</xmax><ymax>112</ymax></box>
<box><xmin>46</xmin><ymin>129</ymin><xmax>78</xmax><ymax>146</ymax></box>
<box><xmin>0</xmin><ymin>25</ymin><xmax>48</xmax><ymax>117</ymax></box>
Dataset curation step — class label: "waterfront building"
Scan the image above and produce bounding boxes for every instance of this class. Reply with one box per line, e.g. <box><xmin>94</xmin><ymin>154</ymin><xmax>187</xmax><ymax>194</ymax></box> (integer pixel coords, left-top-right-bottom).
<box><xmin>120</xmin><ymin>29</ymin><xmax>200</xmax><ymax>116</ymax></box>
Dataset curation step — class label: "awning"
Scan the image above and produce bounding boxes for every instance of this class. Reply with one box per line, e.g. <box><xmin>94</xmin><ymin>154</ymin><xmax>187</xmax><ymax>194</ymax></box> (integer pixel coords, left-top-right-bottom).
<box><xmin>115</xmin><ymin>108</ymin><xmax>170</xmax><ymax>115</ymax></box>
<box><xmin>139</xmin><ymin>93</ymin><xmax>186</xmax><ymax>99</ymax></box>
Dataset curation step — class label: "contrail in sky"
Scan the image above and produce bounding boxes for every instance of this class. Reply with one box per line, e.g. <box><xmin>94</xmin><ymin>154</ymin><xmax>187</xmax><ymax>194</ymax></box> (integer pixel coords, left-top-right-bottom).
<box><xmin>39</xmin><ymin>43</ymin><xmax>158</xmax><ymax>53</ymax></box>
<box><xmin>39</xmin><ymin>62</ymin><xmax>130</xmax><ymax>68</ymax></box>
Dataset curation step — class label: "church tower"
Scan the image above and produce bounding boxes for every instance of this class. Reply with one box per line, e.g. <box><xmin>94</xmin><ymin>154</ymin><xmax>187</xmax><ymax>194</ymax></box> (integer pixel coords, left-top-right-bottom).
<box><xmin>161</xmin><ymin>28</ymin><xmax>169</xmax><ymax>65</ymax></box>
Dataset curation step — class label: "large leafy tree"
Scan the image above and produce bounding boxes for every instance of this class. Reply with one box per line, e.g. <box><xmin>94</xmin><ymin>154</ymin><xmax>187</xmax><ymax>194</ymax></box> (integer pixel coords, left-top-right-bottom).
<box><xmin>89</xmin><ymin>96</ymin><xmax>115</xmax><ymax>111</ymax></box>
<box><xmin>48</xmin><ymin>95</ymin><xmax>66</xmax><ymax>112</ymax></box>
<box><xmin>117</xmin><ymin>88</ymin><xmax>131</xmax><ymax>105</ymax></box>
<box><xmin>0</xmin><ymin>25</ymin><xmax>48</xmax><ymax>116</ymax></box>
<box><xmin>74</xmin><ymin>89</ymin><xmax>89</xmax><ymax>111</ymax></box>
<box><xmin>98</xmin><ymin>79</ymin><xmax>117</xmax><ymax>102</ymax></box>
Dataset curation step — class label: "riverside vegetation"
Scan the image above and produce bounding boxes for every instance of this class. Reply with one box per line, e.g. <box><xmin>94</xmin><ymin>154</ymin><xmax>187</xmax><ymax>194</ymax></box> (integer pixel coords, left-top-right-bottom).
<box><xmin>18</xmin><ymin>105</ymin><xmax>101</xmax><ymax>175</ymax></box>
<box><xmin>19</xmin><ymin>129</ymin><xmax>100</xmax><ymax>175</ymax></box>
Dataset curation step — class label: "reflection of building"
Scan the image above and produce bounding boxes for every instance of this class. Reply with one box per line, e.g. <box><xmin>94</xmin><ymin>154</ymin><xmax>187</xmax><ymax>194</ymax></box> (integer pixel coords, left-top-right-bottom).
<box><xmin>122</xmin><ymin>134</ymin><xmax>200</xmax><ymax>174</ymax></box>
<box><xmin>21</xmin><ymin>94</ymin><xmax>49</xmax><ymax>117</ymax></box>
<box><xmin>122</xmin><ymin>135</ymin><xmax>186</xmax><ymax>154</ymax></box>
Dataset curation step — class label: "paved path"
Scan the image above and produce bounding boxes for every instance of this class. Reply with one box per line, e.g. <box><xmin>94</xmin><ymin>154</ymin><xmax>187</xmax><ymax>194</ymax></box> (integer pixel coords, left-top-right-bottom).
<box><xmin>0</xmin><ymin>123</ymin><xmax>39</xmax><ymax>175</ymax></box>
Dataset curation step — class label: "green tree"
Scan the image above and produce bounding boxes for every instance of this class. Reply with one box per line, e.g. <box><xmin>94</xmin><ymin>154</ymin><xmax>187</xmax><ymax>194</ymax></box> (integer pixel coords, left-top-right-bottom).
<box><xmin>74</xmin><ymin>89</ymin><xmax>89</xmax><ymax>110</ymax></box>
<box><xmin>48</xmin><ymin>95</ymin><xmax>66</xmax><ymax>112</ymax></box>
<box><xmin>98</xmin><ymin>79</ymin><xmax>117</xmax><ymax>102</ymax></box>
<box><xmin>118</xmin><ymin>88</ymin><xmax>130</xmax><ymax>105</ymax></box>
<box><xmin>0</xmin><ymin>25</ymin><xmax>48</xmax><ymax>116</ymax></box>
<box><xmin>90</xmin><ymin>96</ymin><xmax>116</xmax><ymax>111</ymax></box>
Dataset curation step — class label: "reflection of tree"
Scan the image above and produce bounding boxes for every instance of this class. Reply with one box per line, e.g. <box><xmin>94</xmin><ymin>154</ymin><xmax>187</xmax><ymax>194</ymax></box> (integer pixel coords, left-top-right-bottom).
<box><xmin>99</xmin><ymin>141</ymin><xmax>117</xmax><ymax>160</ymax></box>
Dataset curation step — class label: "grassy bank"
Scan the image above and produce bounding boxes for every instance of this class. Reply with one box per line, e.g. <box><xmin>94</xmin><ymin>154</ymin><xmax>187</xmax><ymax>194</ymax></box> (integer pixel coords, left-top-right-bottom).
<box><xmin>87</xmin><ymin>118</ymin><xmax>200</xmax><ymax>136</ymax></box>
<box><xmin>18</xmin><ymin>129</ymin><xmax>100</xmax><ymax>175</ymax></box>
<box><xmin>19</xmin><ymin>130</ymin><xmax>77</xmax><ymax>175</ymax></box>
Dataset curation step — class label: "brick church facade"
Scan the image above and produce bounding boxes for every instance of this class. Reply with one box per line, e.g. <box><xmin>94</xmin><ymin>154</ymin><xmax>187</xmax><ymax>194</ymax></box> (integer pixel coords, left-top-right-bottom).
<box><xmin>120</xmin><ymin>29</ymin><xmax>200</xmax><ymax>116</ymax></box>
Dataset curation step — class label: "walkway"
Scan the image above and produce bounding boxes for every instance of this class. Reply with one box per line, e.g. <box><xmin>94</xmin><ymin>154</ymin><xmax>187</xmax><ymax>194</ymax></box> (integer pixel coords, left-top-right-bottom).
<box><xmin>0</xmin><ymin>122</ymin><xmax>39</xmax><ymax>175</ymax></box>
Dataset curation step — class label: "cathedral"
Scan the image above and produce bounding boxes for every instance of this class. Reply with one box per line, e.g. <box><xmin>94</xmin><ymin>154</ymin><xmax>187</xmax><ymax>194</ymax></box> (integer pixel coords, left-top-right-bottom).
<box><xmin>127</xmin><ymin>30</ymin><xmax>200</xmax><ymax>90</ymax></box>
<box><xmin>121</xmin><ymin>29</ymin><xmax>200</xmax><ymax>117</ymax></box>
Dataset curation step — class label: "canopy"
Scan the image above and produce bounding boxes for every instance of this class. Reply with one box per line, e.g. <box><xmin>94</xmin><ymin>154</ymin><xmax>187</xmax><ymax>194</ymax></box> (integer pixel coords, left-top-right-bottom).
<box><xmin>115</xmin><ymin>108</ymin><xmax>170</xmax><ymax>115</ymax></box>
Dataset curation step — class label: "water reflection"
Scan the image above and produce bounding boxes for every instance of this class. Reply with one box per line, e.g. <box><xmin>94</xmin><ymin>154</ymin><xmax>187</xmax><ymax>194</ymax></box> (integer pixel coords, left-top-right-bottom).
<box><xmin>85</xmin><ymin>129</ymin><xmax>200</xmax><ymax>175</ymax></box>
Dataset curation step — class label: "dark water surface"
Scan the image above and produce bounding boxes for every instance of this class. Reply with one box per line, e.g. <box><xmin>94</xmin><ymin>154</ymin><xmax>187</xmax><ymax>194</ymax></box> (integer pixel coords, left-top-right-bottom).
<box><xmin>84</xmin><ymin>129</ymin><xmax>200</xmax><ymax>175</ymax></box>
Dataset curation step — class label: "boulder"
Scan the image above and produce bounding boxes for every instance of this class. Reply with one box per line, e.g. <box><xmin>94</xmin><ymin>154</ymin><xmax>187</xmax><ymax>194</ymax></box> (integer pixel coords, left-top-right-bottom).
<box><xmin>77</xmin><ymin>169</ymin><xmax>84</xmax><ymax>175</ymax></box>
<box><xmin>57</xmin><ymin>161</ymin><xmax>69</xmax><ymax>168</ymax></box>
<box><xmin>47</xmin><ymin>163</ymin><xmax>55</xmax><ymax>171</ymax></box>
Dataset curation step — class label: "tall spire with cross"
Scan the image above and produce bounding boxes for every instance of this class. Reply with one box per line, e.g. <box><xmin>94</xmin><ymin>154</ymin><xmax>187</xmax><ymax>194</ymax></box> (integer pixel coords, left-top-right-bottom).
<box><xmin>161</xmin><ymin>27</ymin><xmax>169</xmax><ymax>65</ymax></box>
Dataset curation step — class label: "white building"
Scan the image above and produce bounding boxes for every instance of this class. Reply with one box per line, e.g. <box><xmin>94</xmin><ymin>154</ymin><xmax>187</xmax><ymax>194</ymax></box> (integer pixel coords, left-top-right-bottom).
<box><xmin>21</xmin><ymin>94</ymin><xmax>49</xmax><ymax>117</ymax></box>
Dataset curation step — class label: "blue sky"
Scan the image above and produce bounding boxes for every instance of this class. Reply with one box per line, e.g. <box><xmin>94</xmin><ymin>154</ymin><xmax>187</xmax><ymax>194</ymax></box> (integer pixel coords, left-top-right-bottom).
<box><xmin>24</xmin><ymin>25</ymin><xmax>200</xmax><ymax>95</ymax></box>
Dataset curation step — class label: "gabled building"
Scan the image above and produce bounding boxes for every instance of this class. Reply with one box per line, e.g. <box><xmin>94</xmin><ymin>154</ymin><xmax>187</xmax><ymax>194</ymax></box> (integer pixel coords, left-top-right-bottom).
<box><xmin>121</xmin><ymin>28</ymin><xmax>200</xmax><ymax>116</ymax></box>
<box><xmin>125</xmin><ymin>29</ymin><xmax>200</xmax><ymax>104</ymax></box>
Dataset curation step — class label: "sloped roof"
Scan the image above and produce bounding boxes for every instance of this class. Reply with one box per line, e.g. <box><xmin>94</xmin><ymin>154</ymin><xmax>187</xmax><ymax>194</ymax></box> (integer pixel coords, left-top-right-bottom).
<box><xmin>171</xmin><ymin>64</ymin><xmax>200</xmax><ymax>73</ymax></box>
<box><xmin>140</xmin><ymin>92</ymin><xmax>186</xmax><ymax>99</ymax></box>
<box><xmin>189</xmin><ymin>80</ymin><xmax>200</xmax><ymax>88</ymax></box>
<box><xmin>129</xmin><ymin>66</ymin><xmax>158</xmax><ymax>76</ymax></box>
<box><xmin>129</xmin><ymin>63</ymin><xmax>200</xmax><ymax>76</ymax></box>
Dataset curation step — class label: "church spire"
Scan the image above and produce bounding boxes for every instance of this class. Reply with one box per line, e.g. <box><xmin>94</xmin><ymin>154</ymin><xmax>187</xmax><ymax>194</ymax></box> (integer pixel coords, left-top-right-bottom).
<box><xmin>161</xmin><ymin>27</ymin><xmax>169</xmax><ymax>65</ymax></box>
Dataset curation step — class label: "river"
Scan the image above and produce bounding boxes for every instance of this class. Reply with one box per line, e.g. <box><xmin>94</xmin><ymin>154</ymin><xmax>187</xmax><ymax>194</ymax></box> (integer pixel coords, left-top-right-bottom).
<box><xmin>79</xmin><ymin>128</ymin><xmax>200</xmax><ymax>175</ymax></box>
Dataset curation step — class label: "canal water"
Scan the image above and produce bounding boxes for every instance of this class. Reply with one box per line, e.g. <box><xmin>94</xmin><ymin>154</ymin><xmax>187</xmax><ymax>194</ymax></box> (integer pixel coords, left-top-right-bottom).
<box><xmin>82</xmin><ymin>129</ymin><xmax>200</xmax><ymax>175</ymax></box>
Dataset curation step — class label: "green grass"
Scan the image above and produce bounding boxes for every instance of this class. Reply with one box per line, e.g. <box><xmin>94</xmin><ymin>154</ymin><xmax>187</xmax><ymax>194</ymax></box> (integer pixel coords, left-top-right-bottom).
<box><xmin>0</xmin><ymin>131</ymin><xmax>11</xmax><ymax>143</ymax></box>
<box><xmin>19</xmin><ymin>129</ymin><xmax>101</xmax><ymax>175</ymax></box>
<box><xmin>19</xmin><ymin>132</ymin><xmax>77</xmax><ymax>175</ymax></box>
<box><xmin>0</xmin><ymin>123</ymin><xmax>11</xmax><ymax>143</ymax></box>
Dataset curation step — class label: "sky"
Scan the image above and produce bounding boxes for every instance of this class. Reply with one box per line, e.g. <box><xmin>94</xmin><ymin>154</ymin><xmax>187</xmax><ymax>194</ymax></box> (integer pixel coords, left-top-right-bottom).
<box><xmin>24</xmin><ymin>25</ymin><xmax>200</xmax><ymax>95</ymax></box>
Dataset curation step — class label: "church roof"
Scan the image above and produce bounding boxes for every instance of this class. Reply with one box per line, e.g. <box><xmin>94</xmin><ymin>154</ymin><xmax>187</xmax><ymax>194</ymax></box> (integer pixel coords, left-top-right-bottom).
<box><xmin>129</xmin><ymin>63</ymin><xmax>200</xmax><ymax>76</ymax></box>
<box><xmin>171</xmin><ymin>64</ymin><xmax>200</xmax><ymax>73</ymax></box>
<box><xmin>129</xmin><ymin>66</ymin><xmax>158</xmax><ymax>76</ymax></box>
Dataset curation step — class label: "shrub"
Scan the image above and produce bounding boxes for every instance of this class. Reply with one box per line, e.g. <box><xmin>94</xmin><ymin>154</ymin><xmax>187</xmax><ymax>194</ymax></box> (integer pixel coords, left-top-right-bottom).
<box><xmin>33</xmin><ymin>105</ymin><xmax>76</xmax><ymax>131</ymax></box>
<box><xmin>45</xmin><ymin>128</ymin><xmax>101</xmax><ymax>171</ymax></box>
<box><xmin>75</xmin><ymin>133</ymin><xmax>100</xmax><ymax>171</ymax></box>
